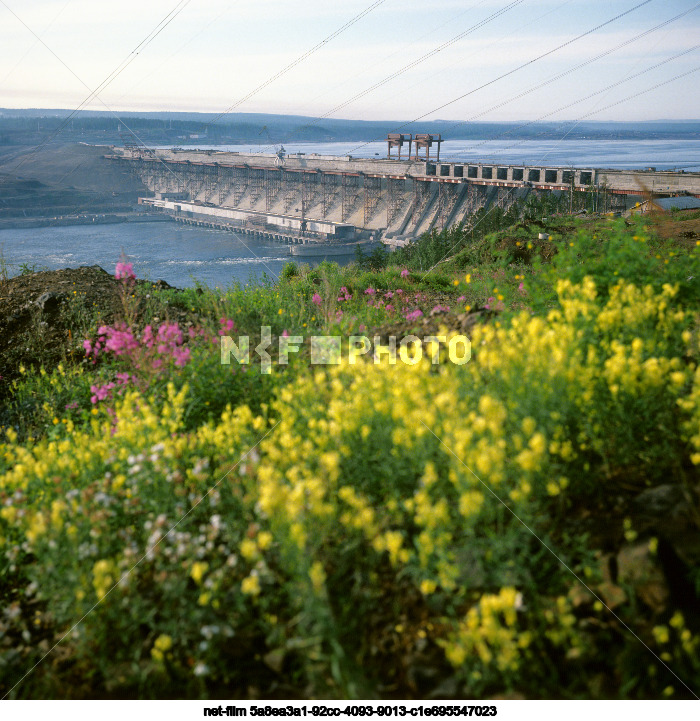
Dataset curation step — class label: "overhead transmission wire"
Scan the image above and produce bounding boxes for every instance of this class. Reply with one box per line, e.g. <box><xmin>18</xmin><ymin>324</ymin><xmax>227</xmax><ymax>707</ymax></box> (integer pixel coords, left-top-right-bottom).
<box><xmin>297</xmin><ymin>0</ymin><xmax>492</xmax><ymax>115</ymax></box>
<box><xmin>429</xmin><ymin>6</ymin><xmax>699</xmax><ymax>167</ymax></box>
<box><xmin>1</xmin><ymin>0</ymin><xmax>196</xmax><ymax>175</ymax></box>
<box><xmin>343</xmin><ymin>0</ymin><xmax>576</xmax><ymax>134</ymax></box>
<box><xmin>320</xmin><ymin>6</ymin><xmax>697</xmax><ymax>272</ymax></box>
<box><xmin>258</xmin><ymin>0</ymin><xmax>527</xmax><ymax>153</ymax></box>
<box><xmin>344</xmin><ymin>0</ymin><xmax>653</xmax><ymax>156</ymax></box>
<box><xmin>261</xmin><ymin>0</ymin><xmax>650</xmax><ymax>154</ymax></box>
<box><xmin>431</xmin><ymin>4</ymin><xmax>700</xmax><ymax>152</ymax></box>
<box><xmin>0</xmin><ymin>1</ymin><xmax>286</xmax><ymax>281</ymax></box>
<box><xmin>203</xmin><ymin>0</ymin><xmax>390</xmax><ymax>130</ymax></box>
<box><xmin>0</xmin><ymin>0</ymin><xmax>397</xmax><ymax>279</ymax></box>
<box><xmin>394</xmin><ymin>5</ymin><xmax>698</xmax><ymax>269</ymax></box>
<box><xmin>110</xmin><ymin>0</ymin><xmax>240</xmax><ymax>108</ymax></box>
<box><xmin>448</xmin><ymin>44</ymin><xmax>700</xmax><ymax>164</ymax></box>
<box><xmin>419</xmin><ymin>62</ymin><xmax>700</xmax><ymax>278</ymax></box>
<box><xmin>0</xmin><ymin>0</ymin><xmax>73</xmax><ymax>86</ymax></box>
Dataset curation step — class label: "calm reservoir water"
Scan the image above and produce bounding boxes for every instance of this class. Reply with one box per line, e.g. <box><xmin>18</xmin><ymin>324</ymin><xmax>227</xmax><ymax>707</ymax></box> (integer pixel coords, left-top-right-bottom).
<box><xmin>179</xmin><ymin>138</ymin><xmax>700</xmax><ymax>171</ymax></box>
<box><xmin>3</xmin><ymin>139</ymin><xmax>700</xmax><ymax>288</ymax></box>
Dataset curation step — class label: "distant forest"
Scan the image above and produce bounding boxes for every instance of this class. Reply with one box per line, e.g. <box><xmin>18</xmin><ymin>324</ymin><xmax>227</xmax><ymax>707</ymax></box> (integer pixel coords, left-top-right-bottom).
<box><xmin>1</xmin><ymin>108</ymin><xmax>700</xmax><ymax>146</ymax></box>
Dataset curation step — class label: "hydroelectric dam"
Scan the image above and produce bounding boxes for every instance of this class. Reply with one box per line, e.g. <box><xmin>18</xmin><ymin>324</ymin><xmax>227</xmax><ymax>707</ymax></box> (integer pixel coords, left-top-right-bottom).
<box><xmin>106</xmin><ymin>140</ymin><xmax>700</xmax><ymax>248</ymax></box>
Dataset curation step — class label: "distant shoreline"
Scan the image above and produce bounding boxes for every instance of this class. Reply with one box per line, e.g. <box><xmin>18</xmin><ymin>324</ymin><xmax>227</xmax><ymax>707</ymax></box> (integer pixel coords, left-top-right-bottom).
<box><xmin>0</xmin><ymin>212</ymin><xmax>171</xmax><ymax>231</ymax></box>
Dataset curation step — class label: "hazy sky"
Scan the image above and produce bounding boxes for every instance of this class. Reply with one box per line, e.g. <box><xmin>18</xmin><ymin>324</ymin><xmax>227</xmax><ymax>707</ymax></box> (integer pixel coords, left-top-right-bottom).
<box><xmin>1</xmin><ymin>0</ymin><xmax>699</xmax><ymax>123</ymax></box>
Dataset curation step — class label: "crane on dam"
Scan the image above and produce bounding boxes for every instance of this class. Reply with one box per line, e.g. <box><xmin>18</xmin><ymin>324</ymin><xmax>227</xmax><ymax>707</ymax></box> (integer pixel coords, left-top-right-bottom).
<box><xmin>259</xmin><ymin>126</ymin><xmax>286</xmax><ymax>166</ymax></box>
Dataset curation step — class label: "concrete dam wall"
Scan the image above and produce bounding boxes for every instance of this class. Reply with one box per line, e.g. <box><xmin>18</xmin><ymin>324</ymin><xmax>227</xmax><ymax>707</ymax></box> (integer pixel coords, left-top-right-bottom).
<box><xmin>106</xmin><ymin>147</ymin><xmax>700</xmax><ymax>245</ymax></box>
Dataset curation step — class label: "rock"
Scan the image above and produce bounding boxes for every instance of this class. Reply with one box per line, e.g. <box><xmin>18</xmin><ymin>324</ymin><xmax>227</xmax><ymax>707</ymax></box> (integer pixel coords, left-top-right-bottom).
<box><xmin>35</xmin><ymin>291</ymin><xmax>67</xmax><ymax>315</ymax></box>
<box><xmin>596</xmin><ymin>582</ymin><xmax>627</xmax><ymax>610</ymax></box>
<box><xmin>631</xmin><ymin>483</ymin><xmax>700</xmax><ymax>569</ymax></box>
<box><xmin>632</xmin><ymin>484</ymin><xmax>687</xmax><ymax>518</ymax></box>
<box><xmin>617</xmin><ymin>542</ymin><xmax>669</xmax><ymax>614</ymax></box>
<box><xmin>150</xmin><ymin>279</ymin><xmax>174</xmax><ymax>290</ymax></box>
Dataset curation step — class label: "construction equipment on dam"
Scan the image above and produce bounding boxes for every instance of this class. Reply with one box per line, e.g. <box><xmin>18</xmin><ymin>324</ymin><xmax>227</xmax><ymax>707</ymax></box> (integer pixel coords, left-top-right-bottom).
<box><xmin>106</xmin><ymin>135</ymin><xmax>700</xmax><ymax>248</ymax></box>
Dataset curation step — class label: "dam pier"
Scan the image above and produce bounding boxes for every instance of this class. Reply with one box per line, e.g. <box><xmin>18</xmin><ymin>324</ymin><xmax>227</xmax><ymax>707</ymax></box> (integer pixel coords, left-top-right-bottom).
<box><xmin>106</xmin><ymin>139</ymin><xmax>700</xmax><ymax>248</ymax></box>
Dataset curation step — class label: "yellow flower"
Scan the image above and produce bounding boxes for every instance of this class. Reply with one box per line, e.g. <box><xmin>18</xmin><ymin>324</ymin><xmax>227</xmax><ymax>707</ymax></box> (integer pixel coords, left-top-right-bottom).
<box><xmin>257</xmin><ymin>530</ymin><xmax>273</xmax><ymax>550</ymax></box>
<box><xmin>190</xmin><ymin>561</ymin><xmax>208</xmax><ymax>585</ymax></box>
<box><xmin>653</xmin><ymin>626</ymin><xmax>669</xmax><ymax>645</ymax></box>
<box><xmin>241</xmin><ymin>573</ymin><xmax>261</xmax><ymax>596</ymax></box>
<box><xmin>445</xmin><ymin>643</ymin><xmax>467</xmax><ymax>666</ymax></box>
<box><xmin>240</xmin><ymin>538</ymin><xmax>257</xmax><ymax>560</ymax></box>
<box><xmin>309</xmin><ymin>561</ymin><xmax>326</xmax><ymax>593</ymax></box>
<box><xmin>154</xmin><ymin>634</ymin><xmax>173</xmax><ymax>652</ymax></box>
<box><xmin>420</xmin><ymin>579</ymin><xmax>437</xmax><ymax>595</ymax></box>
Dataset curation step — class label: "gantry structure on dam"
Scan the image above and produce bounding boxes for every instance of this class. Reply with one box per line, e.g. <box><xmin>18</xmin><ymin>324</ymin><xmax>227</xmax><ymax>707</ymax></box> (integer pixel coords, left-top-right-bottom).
<box><xmin>105</xmin><ymin>138</ymin><xmax>700</xmax><ymax>245</ymax></box>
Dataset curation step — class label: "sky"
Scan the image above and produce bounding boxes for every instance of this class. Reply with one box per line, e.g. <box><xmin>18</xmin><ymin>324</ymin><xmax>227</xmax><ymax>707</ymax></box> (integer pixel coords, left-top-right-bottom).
<box><xmin>1</xmin><ymin>0</ymin><xmax>699</xmax><ymax>124</ymax></box>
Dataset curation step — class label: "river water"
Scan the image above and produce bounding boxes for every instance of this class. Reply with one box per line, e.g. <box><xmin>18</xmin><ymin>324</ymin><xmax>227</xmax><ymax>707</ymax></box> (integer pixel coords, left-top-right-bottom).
<box><xmin>0</xmin><ymin>221</ymin><xmax>299</xmax><ymax>289</ymax></box>
<box><xmin>3</xmin><ymin>139</ymin><xmax>700</xmax><ymax>288</ymax></box>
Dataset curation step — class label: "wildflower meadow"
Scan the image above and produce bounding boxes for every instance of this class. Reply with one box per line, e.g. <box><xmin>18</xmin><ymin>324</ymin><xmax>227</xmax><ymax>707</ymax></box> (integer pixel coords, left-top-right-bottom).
<box><xmin>1</xmin><ymin>214</ymin><xmax>699</xmax><ymax>699</ymax></box>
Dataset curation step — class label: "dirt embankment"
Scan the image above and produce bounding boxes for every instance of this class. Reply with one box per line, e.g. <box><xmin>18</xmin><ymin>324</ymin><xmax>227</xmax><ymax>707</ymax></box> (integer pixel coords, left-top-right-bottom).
<box><xmin>0</xmin><ymin>265</ymin><xmax>179</xmax><ymax>391</ymax></box>
<box><xmin>0</xmin><ymin>143</ymin><xmax>148</xmax><ymax>224</ymax></box>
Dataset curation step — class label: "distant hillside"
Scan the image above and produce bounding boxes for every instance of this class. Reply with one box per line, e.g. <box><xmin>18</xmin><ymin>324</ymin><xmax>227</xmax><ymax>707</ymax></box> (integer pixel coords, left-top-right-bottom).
<box><xmin>1</xmin><ymin>109</ymin><xmax>700</xmax><ymax>146</ymax></box>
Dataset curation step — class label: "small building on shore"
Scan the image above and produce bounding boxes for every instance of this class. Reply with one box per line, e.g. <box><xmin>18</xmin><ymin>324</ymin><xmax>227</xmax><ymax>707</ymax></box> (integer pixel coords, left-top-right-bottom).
<box><xmin>630</xmin><ymin>196</ymin><xmax>700</xmax><ymax>214</ymax></box>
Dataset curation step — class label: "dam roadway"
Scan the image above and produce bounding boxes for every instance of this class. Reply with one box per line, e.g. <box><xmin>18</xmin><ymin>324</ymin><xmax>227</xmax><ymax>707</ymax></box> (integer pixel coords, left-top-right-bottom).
<box><xmin>105</xmin><ymin>147</ymin><xmax>700</xmax><ymax>245</ymax></box>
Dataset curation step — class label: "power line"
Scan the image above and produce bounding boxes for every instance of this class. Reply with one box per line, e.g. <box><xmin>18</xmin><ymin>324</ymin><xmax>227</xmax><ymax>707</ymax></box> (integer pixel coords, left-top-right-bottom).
<box><xmin>301</xmin><ymin>0</ymin><xmax>526</xmax><ymax>126</ymax></box>
<box><xmin>259</xmin><ymin>0</ymin><xmax>527</xmax><ymax>153</ymax></box>
<box><xmin>111</xmin><ymin>1</ymin><xmax>240</xmax><ymax>108</ymax></box>
<box><xmin>344</xmin><ymin>0</ymin><xmax>576</xmax><ymax>129</ymax></box>
<box><xmin>346</xmin><ymin>0</ymin><xmax>653</xmax><ymax>155</ymax></box>
<box><xmin>434</xmin><ymin>4</ymin><xmax>700</xmax><ymax>151</ymax></box>
<box><xmin>1</xmin><ymin>0</ymin><xmax>195</xmax><ymax>174</ymax></box>
<box><xmin>450</xmin><ymin>44</ymin><xmax>700</xmax><ymax>163</ymax></box>
<box><xmin>0</xmin><ymin>0</ymin><xmax>73</xmax><ymax>86</ymax></box>
<box><xmin>420</xmin><ymin>62</ymin><xmax>700</xmax><ymax>277</ymax></box>
<box><xmin>414</xmin><ymin>2</ymin><xmax>700</xmax><ymax>139</ymax></box>
<box><xmin>204</xmin><ymin>0</ymin><xmax>390</xmax><ymax>129</ymax></box>
<box><xmin>297</xmin><ymin>0</ymin><xmax>492</xmax><ymax>113</ymax></box>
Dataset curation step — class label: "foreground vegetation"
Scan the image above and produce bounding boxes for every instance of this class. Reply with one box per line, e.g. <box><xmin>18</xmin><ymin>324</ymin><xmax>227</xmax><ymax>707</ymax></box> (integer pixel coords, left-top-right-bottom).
<box><xmin>1</xmin><ymin>208</ymin><xmax>699</xmax><ymax>699</ymax></box>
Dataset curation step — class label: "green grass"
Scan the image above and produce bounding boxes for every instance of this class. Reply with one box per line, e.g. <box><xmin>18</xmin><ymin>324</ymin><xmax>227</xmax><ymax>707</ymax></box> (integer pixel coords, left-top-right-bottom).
<box><xmin>1</xmin><ymin>212</ymin><xmax>699</xmax><ymax>699</ymax></box>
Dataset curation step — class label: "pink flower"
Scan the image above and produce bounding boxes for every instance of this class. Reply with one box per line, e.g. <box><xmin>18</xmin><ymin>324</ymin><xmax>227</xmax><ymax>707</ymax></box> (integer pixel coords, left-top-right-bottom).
<box><xmin>405</xmin><ymin>309</ymin><xmax>423</xmax><ymax>321</ymax></box>
<box><xmin>219</xmin><ymin>317</ymin><xmax>236</xmax><ymax>335</ymax></box>
<box><xmin>172</xmin><ymin>347</ymin><xmax>191</xmax><ymax>367</ymax></box>
<box><xmin>400</xmin><ymin>269</ymin><xmax>409</xmax><ymax>278</ymax></box>
<box><xmin>115</xmin><ymin>261</ymin><xmax>135</xmax><ymax>280</ymax></box>
<box><xmin>312</xmin><ymin>293</ymin><xmax>322</xmax><ymax>306</ymax></box>
<box><xmin>90</xmin><ymin>382</ymin><xmax>116</xmax><ymax>404</ymax></box>
<box><xmin>364</xmin><ymin>287</ymin><xmax>376</xmax><ymax>296</ymax></box>
<box><xmin>457</xmin><ymin>295</ymin><xmax>466</xmax><ymax>302</ymax></box>
<box><xmin>102</xmin><ymin>327</ymin><xmax>138</xmax><ymax>355</ymax></box>
<box><xmin>282</xmin><ymin>329</ymin><xmax>289</xmax><ymax>338</ymax></box>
